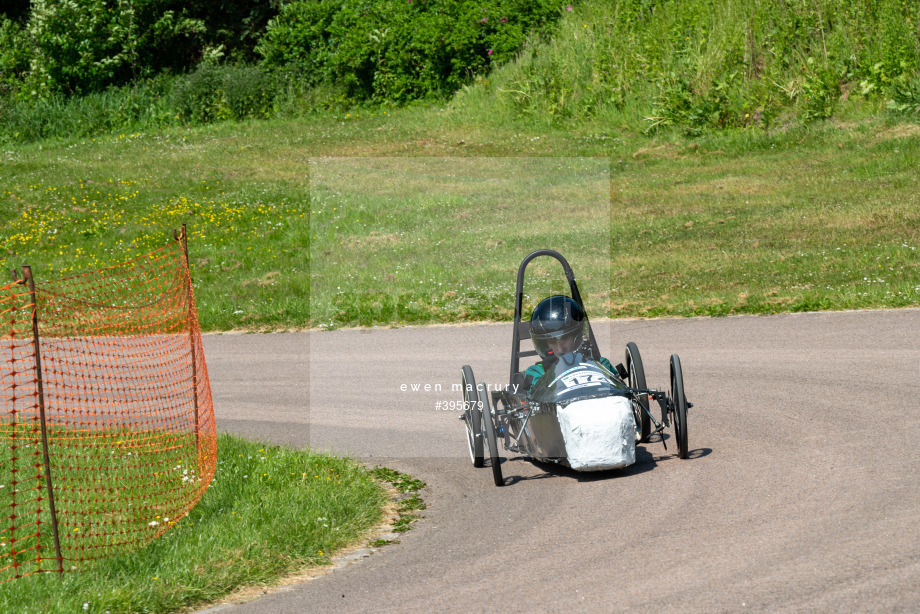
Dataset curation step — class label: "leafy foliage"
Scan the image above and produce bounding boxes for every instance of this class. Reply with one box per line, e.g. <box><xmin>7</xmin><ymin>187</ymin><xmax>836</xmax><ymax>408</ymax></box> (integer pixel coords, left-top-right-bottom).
<box><xmin>1</xmin><ymin>0</ymin><xmax>283</xmax><ymax>100</ymax></box>
<box><xmin>887</xmin><ymin>72</ymin><xmax>920</xmax><ymax>115</ymax></box>
<box><xmin>20</xmin><ymin>0</ymin><xmax>206</xmax><ymax>98</ymax></box>
<box><xmin>258</xmin><ymin>0</ymin><xmax>567</xmax><ymax>103</ymax></box>
<box><xmin>0</xmin><ymin>17</ymin><xmax>30</xmax><ymax>96</ymax></box>
<box><xmin>181</xmin><ymin>0</ymin><xmax>280</xmax><ymax>63</ymax></box>
<box><xmin>171</xmin><ymin>63</ymin><xmax>278</xmax><ymax>123</ymax></box>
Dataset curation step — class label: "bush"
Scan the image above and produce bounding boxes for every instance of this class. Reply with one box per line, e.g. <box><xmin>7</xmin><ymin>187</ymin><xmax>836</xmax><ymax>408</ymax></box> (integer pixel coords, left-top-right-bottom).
<box><xmin>0</xmin><ymin>17</ymin><xmax>29</xmax><ymax>97</ymax></box>
<box><xmin>179</xmin><ymin>0</ymin><xmax>279</xmax><ymax>63</ymax></box>
<box><xmin>255</xmin><ymin>1</ymin><xmax>337</xmax><ymax>88</ymax></box>
<box><xmin>258</xmin><ymin>0</ymin><xmax>568</xmax><ymax>104</ymax></box>
<box><xmin>171</xmin><ymin>63</ymin><xmax>278</xmax><ymax>123</ymax></box>
<box><xmin>18</xmin><ymin>0</ymin><xmax>207</xmax><ymax>99</ymax></box>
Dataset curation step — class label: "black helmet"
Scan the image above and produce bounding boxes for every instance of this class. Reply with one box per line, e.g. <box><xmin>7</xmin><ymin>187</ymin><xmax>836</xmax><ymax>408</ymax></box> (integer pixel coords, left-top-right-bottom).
<box><xmin>530</xmin><ymin>295</ymin><xmax>588</xmax><ymax>360</ymax></box>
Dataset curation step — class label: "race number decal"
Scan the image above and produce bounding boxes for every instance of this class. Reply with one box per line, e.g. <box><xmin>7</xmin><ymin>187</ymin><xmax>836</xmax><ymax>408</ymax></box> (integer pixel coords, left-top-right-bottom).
<box><xmin>559</xmin><ymin>370</ymin><xmax>606</xmax><ymax>391</ymax></box>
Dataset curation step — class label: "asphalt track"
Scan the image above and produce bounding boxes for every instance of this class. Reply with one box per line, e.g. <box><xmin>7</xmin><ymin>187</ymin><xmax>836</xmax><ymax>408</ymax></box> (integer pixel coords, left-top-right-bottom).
<box><xmin>201</xmin><ymin>310</ymin><xmax>920</xmax><ymax>613</ymax></box>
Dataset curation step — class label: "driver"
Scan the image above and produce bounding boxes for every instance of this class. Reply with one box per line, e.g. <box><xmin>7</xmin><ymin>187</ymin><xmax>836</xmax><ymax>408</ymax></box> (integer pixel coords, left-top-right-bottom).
<box><xmin>525</xmin><ymin>295</ymin><xmax>614</xmax><ymax>391</ymax></box>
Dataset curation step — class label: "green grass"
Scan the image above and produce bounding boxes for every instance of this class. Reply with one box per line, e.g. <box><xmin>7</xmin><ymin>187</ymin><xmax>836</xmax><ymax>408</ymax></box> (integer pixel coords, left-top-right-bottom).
<box><xmin>0</xmin><ymin>126</ymin><xmax>310</xmax><ymax>331</ymax></box>
<box><xmin>307</xmin><ymin>112</ymin><xmax>920</xmax><ymax>325</ymax></box>
<box><xmin>309</xmin><ymin>156</ymin><xmax>612</xmax><ymax>327</ymax></box>
<box><xmin>448</xmin><ymin>0</ymin><xmax>920</xmax><ymax>134</ymax></box>
<box><xmin>0</xmin><ymin>426</ymin><xmax>208</xmax><ymax>580</ymax></box>
<box><xmin>604</xmin><ymin>123</ymin><xmax>920</xmax><ymax>317</ymax></box>
<box><xmin>1</xmin><ymin>1</ymin><xmax>919</xmax><ymax>329</ymax></box>
<box><xmin>0</xmin><ymin>434</ymin><xmax>387</xmax><ymax>613</ymax></box>
<box><xmin>368</xmin><ymin>467</ymin><xmax>427</xmax><ymax>533</ymax></box>
<box><xmin>1</xmin><ymin>109</ymin><xmax>918</xmax><ymax>329</ymax></box>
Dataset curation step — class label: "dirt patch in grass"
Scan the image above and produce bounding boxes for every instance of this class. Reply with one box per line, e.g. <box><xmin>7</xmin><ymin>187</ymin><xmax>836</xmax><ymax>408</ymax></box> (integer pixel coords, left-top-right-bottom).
<box><xmin>873</xmin><ymin>124</ymin><xmax>920</xmax><ymax>143</ymax></box>
<box><xmin>632</xmin><ymin>143</ymin><xmax>682</xmax><ymax>160</ymax></box>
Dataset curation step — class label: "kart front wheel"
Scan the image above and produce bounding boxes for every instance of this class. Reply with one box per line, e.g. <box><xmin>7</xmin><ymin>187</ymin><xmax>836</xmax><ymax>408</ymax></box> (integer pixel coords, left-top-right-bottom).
<box><xmin>626</xmin><ymin>342</ymin><xmax>650</xmax><ymax>443</ymax></box>
<box><xmin>670</xmin><ymin>354</ymin><xmax>689</xmax><ymax>459</ymax></box>
<box><xmin>478</xmin><ymin>384</ymin><xmax>504</xmax><ymax>487</ymax></box>
<box><xmin>461</xmin><ymin>365</ymin><xmax>484</xmax><ymax>467</ymax></box>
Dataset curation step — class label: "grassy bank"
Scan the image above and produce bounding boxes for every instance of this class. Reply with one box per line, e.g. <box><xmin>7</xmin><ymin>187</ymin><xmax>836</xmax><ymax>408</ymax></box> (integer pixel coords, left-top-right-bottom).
<box><xmin>0</xmin><ymin>434</ymin><xmax>387</xmax><ymax>613</ymax></box>
<box><xmin>450</xmin><ymin>0</ymin><xmax>920</xmax><ymax>133</ymax></box>
<box><xmin>1</xmin><ymin>109</ymin><xmax>919</xmax><ymax>329</ymax></box>
<box><xmin>3</xmin><ymin>1</ymin><xmax>919</xmax><ymax>144</ymax></box>
<box><xmin>1</xmin><ymin>1</ymin><xmax>918</xmax><ymax>329</ymax></box>
<box><xmin>604</xmin><ymin>122</ymin><xmax>920</xmax><ymax>317</ymax></box>
<box><xmin>308</xmin><ymin>117</ymin><xmax>920</xmax><ymax>326</ymax></box>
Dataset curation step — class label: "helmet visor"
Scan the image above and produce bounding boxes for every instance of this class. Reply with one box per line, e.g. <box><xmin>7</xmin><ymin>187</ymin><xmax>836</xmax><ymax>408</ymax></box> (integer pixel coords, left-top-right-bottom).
<box><xmin>531</xmin><ymin>321</ymin><xmax>586</xmax><ymax>359</ymax></box>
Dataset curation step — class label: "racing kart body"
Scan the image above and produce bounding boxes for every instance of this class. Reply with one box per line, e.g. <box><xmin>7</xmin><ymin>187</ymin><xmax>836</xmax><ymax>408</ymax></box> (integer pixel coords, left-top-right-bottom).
<box><xmin>494</xmin><ymin>352</ymin><xmax>636</xmax><ymax>471</ymax></box>
<box><xmin>461</xmin><ymin>249</ymin><xmax>692</xmax><ymax>487</ymax></box>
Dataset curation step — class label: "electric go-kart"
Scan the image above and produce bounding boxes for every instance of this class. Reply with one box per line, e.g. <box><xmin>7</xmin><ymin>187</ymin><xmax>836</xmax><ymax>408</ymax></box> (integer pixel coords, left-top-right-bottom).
<box><xmin>461</xmin><ymin>249</ymin><xmax>692</xmax><ymax>487</ymax></box>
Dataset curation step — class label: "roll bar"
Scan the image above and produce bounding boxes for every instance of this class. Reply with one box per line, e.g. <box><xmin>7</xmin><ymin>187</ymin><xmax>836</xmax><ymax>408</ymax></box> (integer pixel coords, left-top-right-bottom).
<box><xmin>510</xmin><ymin>249</ymin><xmax>601</xmax><ymax>383</ymax></box>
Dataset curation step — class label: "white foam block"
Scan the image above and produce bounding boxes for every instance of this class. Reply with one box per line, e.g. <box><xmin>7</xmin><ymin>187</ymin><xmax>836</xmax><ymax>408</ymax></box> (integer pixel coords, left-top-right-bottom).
<box><xmin>556</xmin><ymin>396</ymin><xmax>636</xmax><ymax>471</ymax></box>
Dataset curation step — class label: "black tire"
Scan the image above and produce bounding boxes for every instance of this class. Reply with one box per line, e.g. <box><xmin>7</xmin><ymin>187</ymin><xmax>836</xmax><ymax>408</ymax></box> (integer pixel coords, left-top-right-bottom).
<box><xmin>670</xmin><ymin>354</ymin><xmax>689</xmax><ymax>459</ymax></box>
<box><xmin>626</xmin><ymin>342</ymin><xmax>651</xmax><ymax>443</ymax></box>
<box><xmin>461</xmin><ymin>365</ymin><xmax>484</xmax><ymax>467</ymax></box>
<box><xmin>478</xmin><ymin>384</ymin><xmax>504</xmax><ymax>487</ymax></box>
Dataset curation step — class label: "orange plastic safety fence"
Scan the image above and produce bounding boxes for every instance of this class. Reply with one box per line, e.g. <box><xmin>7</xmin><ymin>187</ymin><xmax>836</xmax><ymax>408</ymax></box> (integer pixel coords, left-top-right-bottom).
<box><xmin>0</xmin><ymin>236</ymin><xmax>216</xmax><ymax>580</ymax></box>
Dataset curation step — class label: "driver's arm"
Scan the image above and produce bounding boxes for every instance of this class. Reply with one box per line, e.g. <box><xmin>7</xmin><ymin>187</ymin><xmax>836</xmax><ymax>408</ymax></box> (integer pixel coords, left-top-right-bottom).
<box><xmin>523</xmin><ymin>363</ymin><xmax>544</xmax><ymax>392</ymax></box>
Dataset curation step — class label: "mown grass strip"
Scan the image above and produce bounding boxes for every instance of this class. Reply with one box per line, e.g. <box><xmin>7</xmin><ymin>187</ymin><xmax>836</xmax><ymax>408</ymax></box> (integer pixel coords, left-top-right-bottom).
<box><xmin>0</xmin><ymin>434</ymin><xmax>387</xmax><ymax>614</ymax></box>
<box><xmin>1</xmin><ymin>110</ymin><xmax>918</xmax><ymax>330</ymax></box>
<box><xmin>604</xmin><ymin>127</ymin><xmax>920</xmax><ymax>317</ymax></box>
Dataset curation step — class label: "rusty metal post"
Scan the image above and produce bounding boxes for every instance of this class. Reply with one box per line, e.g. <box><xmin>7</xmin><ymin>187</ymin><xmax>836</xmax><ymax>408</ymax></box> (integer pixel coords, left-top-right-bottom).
<box><xmin>21</xmin><ymin>265</ymin><xmax>64</xmax><ymax>574</ymax></box>
<box><xmin>175</xmin><ymin>225</ymin><xmax>200</xmax><ymax>450</ymax></box>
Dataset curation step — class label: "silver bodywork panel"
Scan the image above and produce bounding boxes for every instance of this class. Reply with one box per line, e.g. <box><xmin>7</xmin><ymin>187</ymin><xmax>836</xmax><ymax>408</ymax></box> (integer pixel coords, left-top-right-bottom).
<box><xmin>499</xmin><ymin>354</ymin><xmax>637</xmax><ymax>470</ymax></box>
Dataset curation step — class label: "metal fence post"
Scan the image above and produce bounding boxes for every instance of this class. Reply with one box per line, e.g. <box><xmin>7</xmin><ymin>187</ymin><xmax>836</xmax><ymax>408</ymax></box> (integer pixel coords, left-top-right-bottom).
<box><xmin>21</xmin><ymin>265</ymin><xmax>64</xmax><ymax>574</ymax></box>
<box><xmin>175</xmin><ymin>225</ymin><xmax>200</xmax><ymax>449</ymax></box>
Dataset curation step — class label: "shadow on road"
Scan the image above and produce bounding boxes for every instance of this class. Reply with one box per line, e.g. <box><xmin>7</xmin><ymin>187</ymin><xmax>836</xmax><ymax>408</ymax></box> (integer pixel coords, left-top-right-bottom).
<box><xmin>496</xmin><ymin>446</ymin><xmax>659</xmax><ymax>486</ymax></box>
<box><xmin>495</xmin><ymin>444</ymin><xmax>712</xmax><ymax>486</ymax></box>
<box><xmin>496</xmin><ymin>458</ymin><xmax>560</xmax><ymax>486</ymax></box>
<box><xmin>646</xmin><ymin>431</ymin><xmax>713</xmax><ymax>462</ymax></box>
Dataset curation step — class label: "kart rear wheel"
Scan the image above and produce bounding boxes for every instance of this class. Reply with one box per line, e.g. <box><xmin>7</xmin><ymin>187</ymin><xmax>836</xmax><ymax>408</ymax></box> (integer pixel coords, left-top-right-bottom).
<box><xmin>461</xmin><ymin>365</ymin><xmax>484</xmax><ymax>467</ymax></box>
<box><xmin>670</xmin><ymin>354</ymin><xmax>689</xmax><ymax>459</ymax></box>
<box><xmin>478</xmin><ymin>384</ymin><xmax>504</xmax><ymax>487</ymax></box>
<box><xmin>626</xmin><ymin>342</ymin><xmax>651</xmax><ymax>443</ymax></box>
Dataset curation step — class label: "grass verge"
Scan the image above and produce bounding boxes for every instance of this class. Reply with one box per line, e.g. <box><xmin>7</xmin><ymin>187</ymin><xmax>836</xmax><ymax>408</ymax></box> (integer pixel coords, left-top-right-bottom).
<box><xmin>307</xmin><ymin>117</ymin><xmax>920</xmax><ymax>325</ymax></box>
<box><xmin>0</xmin><ymin>125</ymin><xmax>311</xmax><ymax>331</ymax></box>
<box><xmin>0</xmin><ymin>434</ymin><xmax>388</xmax><ymax>614</ymax></box>
<box><xmin>1</xmin><ymin>108</ymin><xmax>918</xmax><ymax>329</ymax></box>
<box><xmin>0</xmin><ymin>425</ymin><xmax>209</xmax><ymax>579</ymax></box>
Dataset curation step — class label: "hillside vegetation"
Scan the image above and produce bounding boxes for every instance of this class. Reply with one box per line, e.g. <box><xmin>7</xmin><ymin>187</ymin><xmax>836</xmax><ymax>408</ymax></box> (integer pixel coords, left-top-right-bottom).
<box><xmin>0</xmin><ymin>0</ymin><xmax>567</xmax><ymax>142</ymax></box>
<box><xmin>451</xmin><ymin>0</ymin><xmax>920</xmax><ymax>132</ymax></box>
<box><xmin>1</xmin><ymin>0</ymin><xmax>919</xmax><ymax>143</ymax></box>
<box><xmin>0</xmin><ymin>1</ymin><xmax>918</xmax><ymax>329</ymax></box>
